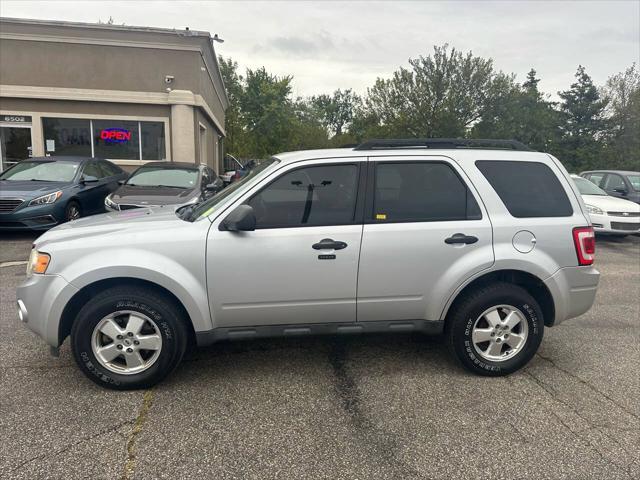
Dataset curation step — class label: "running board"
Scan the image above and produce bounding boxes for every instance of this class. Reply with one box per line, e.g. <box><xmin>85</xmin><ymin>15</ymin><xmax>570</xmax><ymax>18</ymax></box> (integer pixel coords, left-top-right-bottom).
<box><xmin>195</xmin><ymin>320</ymin><xmax>444</xmax><ymax>346</ymax></box>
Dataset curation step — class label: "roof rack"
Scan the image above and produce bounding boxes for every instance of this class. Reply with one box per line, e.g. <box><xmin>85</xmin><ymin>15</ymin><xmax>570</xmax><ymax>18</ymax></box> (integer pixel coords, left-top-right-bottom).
<box><xmin>353</xmin><ymin>138</ymin><xmax>534</xmax><ymax>151</ymax></box>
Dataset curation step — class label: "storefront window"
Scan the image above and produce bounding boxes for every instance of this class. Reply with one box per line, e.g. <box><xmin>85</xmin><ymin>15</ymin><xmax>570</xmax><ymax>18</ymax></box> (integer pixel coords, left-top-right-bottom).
<box><xmin>41</xmin><ymin>118</ymin><xmax>167</xmax><ymax>161</ymax></box>
<box><xmin>42</xmin><ymin>118</ymin><xmax>91</xmax><ymax>156</ymax></box>
<box><xmin>141</xmin><ymin>122</ymin><xmax>166</xmax><ymax>160</ymax></box>
<box><xmin>93</xmin><ymin>120</ymin><xmax>140</xmax><ymax>160</ymax></box>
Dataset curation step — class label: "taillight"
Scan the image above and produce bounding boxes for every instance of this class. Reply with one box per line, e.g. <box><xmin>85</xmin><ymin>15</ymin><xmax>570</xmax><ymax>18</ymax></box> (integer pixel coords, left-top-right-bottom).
<box><xmin>572</xmin><ymin>226</ymin><xmax>595</xmax><ymax>266</ymax></box>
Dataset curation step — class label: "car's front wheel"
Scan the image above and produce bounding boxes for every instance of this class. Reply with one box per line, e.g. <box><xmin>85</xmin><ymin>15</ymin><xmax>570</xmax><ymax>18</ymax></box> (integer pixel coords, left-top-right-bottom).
<box><xmin>64</xmin><ymin>200</ymin><xmax>82</xmax><ymax>222</ymax></box>
<box><xmin>71</xmin><ymin>286</ymin><xmax>189</xmax><ymax>390</ymax></box>
<box><xmin>446</xmin><ymin>283</ymin><xmax>544</xmax><ymax>376</ymax></box>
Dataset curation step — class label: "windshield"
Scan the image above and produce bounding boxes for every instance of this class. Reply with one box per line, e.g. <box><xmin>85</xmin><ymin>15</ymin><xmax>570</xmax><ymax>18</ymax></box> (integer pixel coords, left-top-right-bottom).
<box><xmin>627</xmin><ymin>174</ymin><xmax>640</xmax><ymax>191</ymax></box>
<box><xmin>574</xmin><ymin>176</ymin><xmax>607</xmax><ymax>196</ymax></box>
<box><xmin>0</xmin><ymin>161</ymin><xmax>80</xmax><ymax>182</ymax></box>
<box><xmin>127</xmin><ymin>167</ymin><xmax>199</xmax><ymax>189</ymax></box>
<box><xmin>187</xmin><ymin>159</ymin><xmax>278</xmax><ymax>221</ymax></box>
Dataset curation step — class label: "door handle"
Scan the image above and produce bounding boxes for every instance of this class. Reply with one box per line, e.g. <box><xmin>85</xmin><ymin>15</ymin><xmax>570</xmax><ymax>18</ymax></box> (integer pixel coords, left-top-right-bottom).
<box><xmin>444</xmin><ymin>233</ymin><xmax>478</xmax><ymax>245</ymax></box>
<box><xmin>312</xmin><ymin>238</ymin><xmax>348</xmax><ymax>250</ymax></box>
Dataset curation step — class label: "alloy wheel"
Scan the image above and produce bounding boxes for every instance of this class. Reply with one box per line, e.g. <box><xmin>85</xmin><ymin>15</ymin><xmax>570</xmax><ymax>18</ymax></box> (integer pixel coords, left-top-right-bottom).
<box><xmin>91</xmin><ymin>310</ymin><xmax>163</xmax><ymax>375</ymax></box>
<box><xmin>471</xmin><ymin>305</ymin><xmax>529</xmax><ymax>362</ymax></box>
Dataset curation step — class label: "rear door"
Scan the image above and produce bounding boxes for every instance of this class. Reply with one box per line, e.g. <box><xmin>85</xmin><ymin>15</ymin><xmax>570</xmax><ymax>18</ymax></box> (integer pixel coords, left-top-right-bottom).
<box><xmin>356</xmin><ymin>157</ymin><xmax>494</xmax><ymax>322</ymax></box>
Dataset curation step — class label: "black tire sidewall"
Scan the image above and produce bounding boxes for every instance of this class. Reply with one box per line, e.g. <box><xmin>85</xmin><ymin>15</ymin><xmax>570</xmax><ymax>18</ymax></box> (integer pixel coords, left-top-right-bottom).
<box><xmin>450</xmin><ymin>285</ymin><xmax>544</xmax><ymax>376</ymax></box>
<box><xmin>71</xmin><ymin>289</ymin><xmax>185</xmax><ymax>389</ymax></box>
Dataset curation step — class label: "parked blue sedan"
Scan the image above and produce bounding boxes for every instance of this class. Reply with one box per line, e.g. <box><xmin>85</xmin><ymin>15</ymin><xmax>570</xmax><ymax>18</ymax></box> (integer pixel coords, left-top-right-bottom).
<box><xmin>0</xmin><ymin>156</ymin><xmax>128</xmax><ymax>230</ymax></box>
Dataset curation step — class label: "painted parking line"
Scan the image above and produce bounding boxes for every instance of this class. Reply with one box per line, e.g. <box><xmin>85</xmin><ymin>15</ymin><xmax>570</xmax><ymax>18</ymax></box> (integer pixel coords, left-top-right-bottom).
<box><xmin>0</xmin><ymin>260</ymin><xmax>28</xmax><ymax>268</ymax></box>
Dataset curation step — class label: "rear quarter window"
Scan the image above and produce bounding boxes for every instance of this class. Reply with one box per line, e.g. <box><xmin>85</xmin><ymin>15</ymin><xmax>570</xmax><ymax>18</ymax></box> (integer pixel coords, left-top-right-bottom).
<box><xmin>476</xmin><ymin>160</ymin><xmax>573</xmax><ymax>218</ymax></box>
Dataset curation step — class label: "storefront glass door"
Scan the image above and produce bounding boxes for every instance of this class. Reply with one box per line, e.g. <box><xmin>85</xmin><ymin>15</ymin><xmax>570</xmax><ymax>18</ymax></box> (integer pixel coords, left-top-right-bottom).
<box><xmin>0</xmin><ymin>126</ymin><xmax>32</xmax><ymax>172</ymax></box>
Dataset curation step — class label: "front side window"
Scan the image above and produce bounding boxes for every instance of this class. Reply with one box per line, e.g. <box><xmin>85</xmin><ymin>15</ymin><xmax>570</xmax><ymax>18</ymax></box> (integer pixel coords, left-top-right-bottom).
<box><xmin>0</xmin><ymin>160</ymin><xmax>79</xmax><ymax>182</ymax></box>
<box><xmin>248</xmin><ymin>164</ymin><xmax>359</xmax><ymax>228</ymax></box>
<box><xmin>42</xmin><ymin>118</ymin><xmax>91</xmax><ymax>156</ymax></box>
<box><xmin>603</xmin><ymin>174</ymin><xmax>626</xmax><ymax>191</ymax></box>
<box><xmin>127</xmin><ymin>167</ymin><xmax>199</xmax><ymax>189</ymax></box>
<box><xmin>372</xmin><ymin>162</ymin><xmax>481</xmax><ymax>222</ymax></box>
<box><xmin>477</xmin><ymin>160</ymin><xmax>573</xmax><ymax>218</ymax></box>
<box><xmin>82</xmin><ymin>161</ymin><xmax>104</xmax><ymax>179</ymax></box>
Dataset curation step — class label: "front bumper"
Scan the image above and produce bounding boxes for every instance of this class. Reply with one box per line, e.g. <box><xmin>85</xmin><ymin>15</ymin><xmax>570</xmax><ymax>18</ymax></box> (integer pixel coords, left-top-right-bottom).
<box><xmin>589</xmin><ymin>213</ymin><xmax>640</xmax><ymax>235</ymax></box>
<box><xmin>0</xmin><ymin>203</ymin><xmax>63</xmax><ymax>230</ymax></box>
<box><xmin>16</xmin><ymin>273</ymin><xmax>79</xmax><ymax>347</ymax></box>
<box><xmin>544</xmin><ymin>265</ymin><xmax>600</xmax><ymax>326</ymax></box>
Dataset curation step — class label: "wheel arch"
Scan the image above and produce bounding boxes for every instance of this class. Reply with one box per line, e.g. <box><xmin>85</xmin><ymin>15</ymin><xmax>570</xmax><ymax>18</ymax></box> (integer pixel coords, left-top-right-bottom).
<box><xmin>443</xmin><ymin>269</ymin><xmax>556</xmax><ymax>327</ymax></box>
<box><xmin>59</xmin><ymin>277</ymin><xmax>196</xmax><ymax>346</ymax></box>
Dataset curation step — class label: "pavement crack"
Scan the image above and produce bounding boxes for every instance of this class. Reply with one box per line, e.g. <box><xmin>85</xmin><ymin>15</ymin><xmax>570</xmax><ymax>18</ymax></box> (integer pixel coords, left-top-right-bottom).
<box><xmin>523</xmin><ymin>369</ymin><xmax>634</xmax><ymax>478</ymax></box>
<box><xmin>121</xmin><ymin>390</ymin><xmax>154</xmax><ymax>480</ymax></box>
<box><xmin>535</xmin><ymin>352</ymin><xmax>640</xmax><ymax>421</ymax></box>
<box><xmin>8</xmin><ymin>419</ymin><xmax>134</xmax><ymax>474</ymax></box>
<box><xmin>328</xmin><ymin>340</ymin><xmax>430</xmax><ymax>479</ymax></box>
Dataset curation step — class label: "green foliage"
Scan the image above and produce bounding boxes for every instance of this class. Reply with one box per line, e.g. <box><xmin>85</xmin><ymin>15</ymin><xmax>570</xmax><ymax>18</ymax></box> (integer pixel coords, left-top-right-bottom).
<box><xmin>218</xmin><ymin>51</ymin><xmax>639</xmax><ymax>173</ymax></box>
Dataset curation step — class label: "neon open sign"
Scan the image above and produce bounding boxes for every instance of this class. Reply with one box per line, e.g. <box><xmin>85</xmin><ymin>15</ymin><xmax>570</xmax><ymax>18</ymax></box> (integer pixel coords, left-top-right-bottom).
<box><xmin>100</xmin><ymin>128</ymin><xmax>131</xmax><ymax>143</ymax></box>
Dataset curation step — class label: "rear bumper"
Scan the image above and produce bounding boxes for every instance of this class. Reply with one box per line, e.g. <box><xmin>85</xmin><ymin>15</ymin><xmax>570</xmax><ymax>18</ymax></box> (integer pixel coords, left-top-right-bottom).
<box><xmin>544</xmin><ymin>265</ymin><xmax>600</xmax><ymax>325</ymax></box>
<box><xmin>16</xmin><ymin>273</ymin><xmax>78</xmax><ymax>347</ymax></box>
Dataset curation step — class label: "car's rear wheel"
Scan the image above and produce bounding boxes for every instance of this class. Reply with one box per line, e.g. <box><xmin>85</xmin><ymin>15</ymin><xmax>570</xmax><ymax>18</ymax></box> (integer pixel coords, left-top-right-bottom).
<box><xmin>65</xmin><ymin>201</ymin><xmax>82</xmax><ymax>222</ymax></box>
<box><xmin>71</xmin><ymin>286</ymin><xmax>188</xmax><ymax>390</ymax></box>
<box><xmin>445</xmin><ymin>283</ymin><xmax>544</xmax><ymax>376</ymax></box>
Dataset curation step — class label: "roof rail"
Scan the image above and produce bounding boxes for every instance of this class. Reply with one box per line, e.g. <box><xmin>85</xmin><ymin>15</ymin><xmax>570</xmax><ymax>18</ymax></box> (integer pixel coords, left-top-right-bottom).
<box><xmin>353</xmin><ymin>138</ymin><xmax>534</xmax><ymax>151</ymax></box>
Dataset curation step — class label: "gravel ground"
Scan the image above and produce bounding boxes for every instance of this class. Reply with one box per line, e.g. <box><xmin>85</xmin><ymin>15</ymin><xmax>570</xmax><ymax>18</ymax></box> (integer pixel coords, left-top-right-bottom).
<box><xmin>1</xmin><ymin>233</ymin><xmax>638</xmax><ymax>480</ymax></box>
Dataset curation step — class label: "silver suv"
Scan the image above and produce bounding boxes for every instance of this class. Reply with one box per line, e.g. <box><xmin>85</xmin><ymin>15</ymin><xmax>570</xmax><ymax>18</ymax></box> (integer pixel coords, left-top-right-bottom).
<box><xmin>17</xmin><ymin>139</ymin><xmax>600</xmax><ymax>390</ymax></box>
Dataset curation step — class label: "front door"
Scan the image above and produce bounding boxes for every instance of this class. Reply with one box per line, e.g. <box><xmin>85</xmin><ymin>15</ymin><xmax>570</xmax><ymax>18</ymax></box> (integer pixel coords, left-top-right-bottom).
<box><xmin>0</xmin><ymin>126</ymin><xmax>32</xmax><ymax>172</ymax></box>
<box><xmin>207</xmin><ymin>160</ymin><xmax>365</xmax><ymax>327</ymax></box>
<box><xmin>357</xmin><ymin>158</ymin><xmax>494</xmax><ymax>322</ymax></box>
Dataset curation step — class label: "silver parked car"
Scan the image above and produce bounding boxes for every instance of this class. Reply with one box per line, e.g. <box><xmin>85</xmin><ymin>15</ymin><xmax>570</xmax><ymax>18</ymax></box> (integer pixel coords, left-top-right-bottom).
<box><xmin>17</xmin><ymin>139</ymin><xmax>600</xmax><ymax>390</ymax></box>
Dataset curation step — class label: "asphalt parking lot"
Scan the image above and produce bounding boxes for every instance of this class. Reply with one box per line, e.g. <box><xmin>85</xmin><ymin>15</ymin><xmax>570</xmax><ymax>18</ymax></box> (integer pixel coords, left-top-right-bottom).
<box><xmin>1</xmin><ymin>232</ymin><xmax>639</xmax><ymax>480</ymax></box>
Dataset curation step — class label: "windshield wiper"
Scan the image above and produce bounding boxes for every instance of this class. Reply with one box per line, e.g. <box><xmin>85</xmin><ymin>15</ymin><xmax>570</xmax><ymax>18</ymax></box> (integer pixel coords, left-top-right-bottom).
<box><xmin>157</xmin><ymin>185</ymin><xmax>188</xmax><ymax>189</ymax></box>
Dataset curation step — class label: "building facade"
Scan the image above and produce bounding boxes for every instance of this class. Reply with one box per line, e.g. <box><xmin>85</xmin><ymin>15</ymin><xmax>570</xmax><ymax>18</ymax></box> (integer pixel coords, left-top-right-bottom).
<box><xmin>0</xmin><ymin>17</ymin><xmax>227</xmax><ymax>172</ymax></box>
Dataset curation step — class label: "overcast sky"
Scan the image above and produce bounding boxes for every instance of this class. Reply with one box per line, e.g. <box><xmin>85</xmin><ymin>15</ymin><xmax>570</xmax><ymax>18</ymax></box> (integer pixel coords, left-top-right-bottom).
<box><xmin>1</xmin><ymin>1</ymin><xmax>638</xmax><ymax>99</ymax></box>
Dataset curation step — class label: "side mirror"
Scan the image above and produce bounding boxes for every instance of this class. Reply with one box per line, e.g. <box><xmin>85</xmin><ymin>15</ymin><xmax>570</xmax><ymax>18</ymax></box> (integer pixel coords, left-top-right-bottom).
<box><xmin>219</xmin><ymin>205</ymin><xmax>256</xmax><ymax>232</ymax></box>
<box><xmin>82</xmin><ymin>175</ymin><xmax>99</xmax><ymax>184</ymax></box>
<box><xmin>118</xmin><ymin>179</ymin><xmax>126</xmax><ymax>186</ymax></box>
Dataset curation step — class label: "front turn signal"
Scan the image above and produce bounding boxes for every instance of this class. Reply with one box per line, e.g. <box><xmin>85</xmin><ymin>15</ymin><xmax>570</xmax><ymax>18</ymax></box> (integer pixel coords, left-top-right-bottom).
<box><xmin>27</xmin><ymin>250</ymin><xmax>51</xmax><ymax>275</ymax></box>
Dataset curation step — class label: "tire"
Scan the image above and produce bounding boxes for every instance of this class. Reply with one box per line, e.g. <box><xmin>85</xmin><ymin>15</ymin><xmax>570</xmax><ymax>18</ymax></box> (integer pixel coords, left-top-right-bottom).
<box><xmin>64</xmin><ymin>200</ymin><xmax>82</xmax><ymax>222</ymax></box>
<box><xmin>445</xmin><ymin>282</ymin><xmax>544</xmax><ymax>376</ymax></box>
<box><xmin>71</xmin><ymin>286</ymin><xmax>189</xmax><ymax>390</ymax></box>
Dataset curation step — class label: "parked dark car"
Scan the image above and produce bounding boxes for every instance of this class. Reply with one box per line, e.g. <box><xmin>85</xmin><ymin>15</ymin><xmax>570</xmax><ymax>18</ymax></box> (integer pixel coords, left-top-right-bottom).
<box><xmin>580</xmin><ymin>170</ymin><xmax>640</xmax><ymax>204</ymax></box>
<box><xmin>104</xmin><ymin>162</ymin><xmax>223</xmax><ymax>211</ymax></box>
<box><xmin>0</xmin><ymin>156</ymin><xmax>127</xmax><ymax>230</ymax></box>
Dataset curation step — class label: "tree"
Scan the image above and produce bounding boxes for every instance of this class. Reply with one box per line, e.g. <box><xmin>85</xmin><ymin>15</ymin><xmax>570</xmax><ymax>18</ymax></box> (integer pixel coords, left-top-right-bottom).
<box><xmin>218</xmin><ymin>56</ymin><xmax>246</xmax><ymax>157</ymax></box>
<box><xmin>362</xmin><ymin>45</ymin><xmax>511</xmax><ymax>138</ymax></box>
<box><xmin>310</xmin><ymin>89</ymin><xmax>359</xmax><ymax>136</ymax></box>
<box><xmin>472</xmin><ymin>68</ymin><xmax>562</xmax><ymax>151</ymax></box>
<box><xmin>601</xmin><ymin>64</ymin><xmax>640</xmax><ymax>170</ymax></box>
<box><xmin>557</xmin><ymin>65</ymin><xmax>608</xmax><ymax>170</ymax></box>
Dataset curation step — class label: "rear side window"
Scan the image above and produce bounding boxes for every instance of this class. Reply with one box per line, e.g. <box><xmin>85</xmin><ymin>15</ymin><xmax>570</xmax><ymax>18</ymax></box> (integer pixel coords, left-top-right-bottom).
<box><xmin>476</xmin><ymin>161</ymin><xmax>572</xmax><ymax>218</ymax></box>
<box><xmin>372</xmin><ymin>162</ymin><xmax>481</xmax><ymax>222</ymax></box>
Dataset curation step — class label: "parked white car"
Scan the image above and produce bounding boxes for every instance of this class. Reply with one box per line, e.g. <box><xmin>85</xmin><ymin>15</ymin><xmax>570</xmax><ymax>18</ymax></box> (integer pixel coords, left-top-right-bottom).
<box><xmin>572</xmin><ymin>175</ymin><xmax>640</xmax><ymax>235</ymax></box>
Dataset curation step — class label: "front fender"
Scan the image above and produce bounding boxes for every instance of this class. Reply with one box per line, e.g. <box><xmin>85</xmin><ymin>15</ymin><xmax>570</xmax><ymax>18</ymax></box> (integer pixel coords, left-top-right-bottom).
<box><xmin>58</xmin><ymin>249</ymin><xmax>211</xmax><ymax>332</ymax></box>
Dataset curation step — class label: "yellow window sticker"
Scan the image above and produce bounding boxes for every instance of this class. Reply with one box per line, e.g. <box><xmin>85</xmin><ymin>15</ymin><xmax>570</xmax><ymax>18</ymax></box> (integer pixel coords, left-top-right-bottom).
<box><xmin>376</xmin><ymin>213</ymin><xmax>387</xmax><ymax>220</ymax></box>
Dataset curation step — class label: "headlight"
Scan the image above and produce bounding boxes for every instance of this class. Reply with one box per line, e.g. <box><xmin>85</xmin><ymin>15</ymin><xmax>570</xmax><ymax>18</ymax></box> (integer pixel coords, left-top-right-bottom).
<box><xmin>105</xmin><ymin>195</ymin><xmax>119</xmax><ymax>210</ymax></box>
<box><xmin>585</xmin><ymin>204</ymin><xmax>604</xmax><ymax>215</ymax></box>
<box><xmin>26</xmin><ymin>249</ymin><xmax>50</xmax><ymax>276</ymax></box>
<box><xmin>28</xmin><ymin>191</ymin><xmax>62</xmax><ymax>206</ymax></box>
